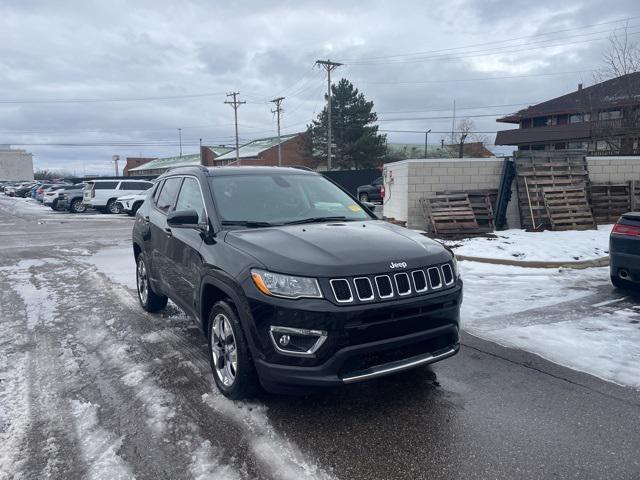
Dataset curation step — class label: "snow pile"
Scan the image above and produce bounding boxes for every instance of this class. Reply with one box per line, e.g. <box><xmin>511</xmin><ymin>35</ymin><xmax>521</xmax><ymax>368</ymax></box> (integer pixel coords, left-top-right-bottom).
<box><xmin>203</xmin><ymin>394</ymin><xmax>335</xmax><ymax>480</ymax></box>
<box><xmin>444</xmin><ymin>225</ymin><xmax>613</xmax><ymax>262</ymax></box>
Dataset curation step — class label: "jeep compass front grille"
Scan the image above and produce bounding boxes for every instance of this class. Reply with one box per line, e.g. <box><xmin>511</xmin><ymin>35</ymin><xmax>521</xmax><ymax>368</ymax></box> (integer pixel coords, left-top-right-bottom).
<box><xmin>329</xmin><ymin>263</ymin><xmax>456</xmax><ymax>305</ymax></box>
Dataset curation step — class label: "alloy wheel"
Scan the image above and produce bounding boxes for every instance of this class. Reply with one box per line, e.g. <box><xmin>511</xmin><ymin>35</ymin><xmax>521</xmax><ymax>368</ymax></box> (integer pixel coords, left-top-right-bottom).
<box><xmin>137</xmin><ymin>258</ymin><xmax>148</xmax><ymax>304</ymax></box>
<box><xmin>211</xmin><ymin>313</ymin><xmax>238</xmax><ymax>387</ymax></box>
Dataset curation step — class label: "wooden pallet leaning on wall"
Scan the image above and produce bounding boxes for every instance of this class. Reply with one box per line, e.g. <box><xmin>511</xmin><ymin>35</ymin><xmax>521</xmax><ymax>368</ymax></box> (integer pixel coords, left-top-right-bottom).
<box><xmin>590</xmin><ymin>183</ymin><xmax>631</xmax><ymax>223</ymax></box>
<box><xmin>542</xmin><ymin>187</ymin><xmax>596</xmax><ymax>231</ymax></box>
<box><xmin>632</xmin><ymin>180</ymin><xmax>640</xmax><ymax>212</ymax></box>
<box><xmin>514</xmin><ymin>153</ymin><xmax>589</xmax><ymax>230</ymax></box>
<box><xmin>435</xmin><ymin>189</ymin><xmax>497</xmax><ymax>232</ymax></box>
<box><xmin>420</xmin><ymin>194</ymin><xmax>480</xmax><ymax>237</ymax></box>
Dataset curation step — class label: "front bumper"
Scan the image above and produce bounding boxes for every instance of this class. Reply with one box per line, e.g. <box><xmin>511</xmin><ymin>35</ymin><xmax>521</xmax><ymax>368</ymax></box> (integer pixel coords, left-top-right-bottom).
<box><xmin>246</xmin><ymin>282</ymin><xmax>462</xmax><ymax>391</ymax></box>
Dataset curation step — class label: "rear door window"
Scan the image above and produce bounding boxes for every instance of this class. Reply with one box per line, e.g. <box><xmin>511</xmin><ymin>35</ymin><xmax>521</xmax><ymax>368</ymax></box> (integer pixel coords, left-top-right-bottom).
<box><xmin>155</xmin><ymin>177</ymin><xmax>182</xmax><ymax>214</ymax></box>
<box><xmin>93</xmin><ymin>182</ymin><xmax>119</xmax><ymax>190</ymax></box>
<box><xmin>119</xmin><ymin>181</ymin><xmax>149</xmax><ymax>190</ymax></box>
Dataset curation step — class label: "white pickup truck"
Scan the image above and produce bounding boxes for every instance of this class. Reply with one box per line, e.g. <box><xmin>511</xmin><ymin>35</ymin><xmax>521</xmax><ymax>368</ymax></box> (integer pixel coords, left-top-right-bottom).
<box><xmin>83</xmin><ymin>179</ymin><xmax>154</xmax><ymax>214</ymax></box>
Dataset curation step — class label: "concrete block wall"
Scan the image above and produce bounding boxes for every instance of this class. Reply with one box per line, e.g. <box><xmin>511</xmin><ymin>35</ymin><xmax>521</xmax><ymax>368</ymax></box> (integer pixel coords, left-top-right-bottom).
<box><xmin>586</xmin><ymin>156</ymin><xmax>640</xmax><ymax>183</ymax></box>
<box><xmin>383</xmin><ymin>158</ymin><xmax>520</xmax><ymax>230</ymax></box>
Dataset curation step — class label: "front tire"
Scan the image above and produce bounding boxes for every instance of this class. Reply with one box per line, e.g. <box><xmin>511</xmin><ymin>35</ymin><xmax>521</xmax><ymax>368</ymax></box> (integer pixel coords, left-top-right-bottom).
<box><xmin>106</xmin><ymin>199</ymin><xmax>121</xmax><ymax>214</ymax></box>
<box><xmin>208</xmin><ymin>301</ymin><xmax>260</xmax><ymax>399</ymax></box>
<box><xmin>136</xmin><ymin>254</ymin><xmax>167</xmax><ymax>312</ymax></box>
<box><xmin>70</xmin><ymin>198</ymin><xmax>87</xmax><ymax>213</ymax></box>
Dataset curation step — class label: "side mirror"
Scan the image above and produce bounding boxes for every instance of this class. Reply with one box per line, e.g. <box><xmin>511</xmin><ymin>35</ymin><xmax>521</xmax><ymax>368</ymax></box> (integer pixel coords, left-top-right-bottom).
<box><xmin>167</xmin><ymin>209</ymin><xmax>201</xmax><ymax>229</ymax></box>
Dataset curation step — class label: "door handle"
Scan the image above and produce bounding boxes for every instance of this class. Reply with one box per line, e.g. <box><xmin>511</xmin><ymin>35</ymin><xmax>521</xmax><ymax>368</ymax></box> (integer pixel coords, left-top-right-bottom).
<box><xmin>143</xmin><ymin>215</ymin><xmax>150</xmax><ymax>223</ymax></box>
<box><xmin>165</xmin><ymin>227</ymin><xmax>173</xmax><ymax>237</ymax></box>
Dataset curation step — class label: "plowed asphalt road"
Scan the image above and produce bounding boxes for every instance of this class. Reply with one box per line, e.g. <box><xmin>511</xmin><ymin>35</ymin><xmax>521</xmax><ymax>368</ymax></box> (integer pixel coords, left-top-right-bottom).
<box><xmin>0</xmin><ymin>196</ymin><xmax>638</xmax><ymax>480</ymax></box>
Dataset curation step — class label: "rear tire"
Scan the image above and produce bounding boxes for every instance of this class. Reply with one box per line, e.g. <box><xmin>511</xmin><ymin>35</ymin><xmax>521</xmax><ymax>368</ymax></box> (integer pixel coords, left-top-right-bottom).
<box><xmin>106</xmin><ymin>199</ymin><xmax>121</xmax><ymax>214</ymax></box>
<box><xmin>359</xmin><ymin>193</ymin><xmax>369</xmax><ymax>202</ymax></box>
<box><xmin>136</xmin><ymin>254</ymin><xmax>167</xmax><ymax>312</ymax></box>
<box><xmin>207</xmin><ymin>301</ymin><xmax>260</xmax><ymax>399</ymax></box>
<box><xmin>70</xmin><ymin>198</ymin><xmax>87</xmax><ymax>213</ymax></box>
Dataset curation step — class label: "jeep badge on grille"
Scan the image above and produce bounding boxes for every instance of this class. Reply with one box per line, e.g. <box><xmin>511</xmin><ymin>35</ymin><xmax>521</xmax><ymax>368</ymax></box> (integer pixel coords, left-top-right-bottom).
<box><xmin>389</xmin><ymin>261</ymin><xmax>407</xmax><ymax>269</ymax></box>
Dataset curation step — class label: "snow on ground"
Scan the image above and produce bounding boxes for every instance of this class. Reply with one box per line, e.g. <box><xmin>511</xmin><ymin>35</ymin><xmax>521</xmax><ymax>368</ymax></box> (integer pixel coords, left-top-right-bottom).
<box><xmin>459</xmin><ymin>261</ymin><xmax>609</xmax><ymax>322</ymax></box>
<box><xmin>86</xmin><ymin>246</ymin><xmax>136</xmax><ymax>289</ymax></box>
<box><xmin>460</xmin><ymin>260</ymin><xmax>640</xmax><ymax>388</ymax></box>
<box><xmin>443</xmin><ymin>225</ymin><xmax>613</xmax><ymax>262</ymax></box>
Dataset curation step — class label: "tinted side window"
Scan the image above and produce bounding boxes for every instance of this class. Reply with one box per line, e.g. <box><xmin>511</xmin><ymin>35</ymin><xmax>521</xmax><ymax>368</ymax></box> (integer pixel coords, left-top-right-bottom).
<box><xmin>174</xmin><ymin>178</ymin><xmax>205</xmax><ymax>223</ymax></box>
<box><xmin>120</xmin><ymin>181</ymin><xmax>147</xmax><ymax>190</ymax></box>
<box><xmin>94</xmin><ymin>182</ymin><xmax>119</xmax><ymax>190</ymax></box>
<box><xmin>156</xmin><ymin>177</ymin><xmax>182</xmax><ymax>213</ymax></box>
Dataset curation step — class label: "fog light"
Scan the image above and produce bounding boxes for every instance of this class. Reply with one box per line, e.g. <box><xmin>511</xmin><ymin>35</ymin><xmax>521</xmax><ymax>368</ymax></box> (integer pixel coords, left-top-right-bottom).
<box><xmin>269</xmin><ymin>326</ymin><xmax>328</xmax><ymax>357</ymax></box>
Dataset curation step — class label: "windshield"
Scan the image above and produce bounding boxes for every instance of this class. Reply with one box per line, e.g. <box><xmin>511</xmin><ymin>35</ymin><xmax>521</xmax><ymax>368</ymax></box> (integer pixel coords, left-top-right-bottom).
<box><xmin>209</xmin><ymin>173</ymin><xmax>373</xmax><ymax>226</ymax></box>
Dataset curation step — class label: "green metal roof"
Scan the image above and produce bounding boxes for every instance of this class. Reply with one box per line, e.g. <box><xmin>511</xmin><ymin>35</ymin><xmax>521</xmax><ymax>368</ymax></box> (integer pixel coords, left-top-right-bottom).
<box><xmin>216</xmin><ymin>134</ymin><xmax>299</xmax><ymax>161</ymax></box>
<box><xmin>128</xmin><ymin>153</ymin><xmax>201</xmax><ymax>172</ymax></box>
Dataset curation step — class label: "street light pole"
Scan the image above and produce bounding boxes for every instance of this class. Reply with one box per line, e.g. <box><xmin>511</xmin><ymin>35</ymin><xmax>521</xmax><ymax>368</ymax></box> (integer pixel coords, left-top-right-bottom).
<box><xmin>424</xmin><ymin>129</ymin><xmax>431</xmax><ymax>159</ymax></box>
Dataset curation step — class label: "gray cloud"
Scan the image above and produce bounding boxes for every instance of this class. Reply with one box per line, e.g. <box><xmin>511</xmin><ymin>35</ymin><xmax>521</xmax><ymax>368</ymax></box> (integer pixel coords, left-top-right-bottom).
<box><xmin>0</xmin><ymin>0</ymin><xmax>638</xmax><ymax>173</ymax></box>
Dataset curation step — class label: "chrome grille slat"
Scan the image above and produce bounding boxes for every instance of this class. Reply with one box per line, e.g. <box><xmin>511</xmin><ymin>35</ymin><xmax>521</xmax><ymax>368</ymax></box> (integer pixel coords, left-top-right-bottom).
<box><xmin>441</xmin><ymin>264</ymin><xmax>455</xmax><ymax>286</ymax></box>
<box><xmin>394</xmin><ymin>272</ymin><xmax>412</xmax><ymax>296</ymax></box>
<box><xmin>411</xmin><ymin>270</ymin><xmax>428</xmax><ymax>293</ymax></box>
<box><xmin>374</xmin><ymin>275</ymin><xmax>394</xmax><ymax>299</ymax></box>
<box><xmin>427</xmin><ymin>267</ymin><xmax>442</xmax><ymax>289</ymax></box>
<box><xmin>353</xmin><ymin>277</ymin><xmax>375</xmax><ymax>301</ymax></box>
<box><xmin>330</xmin><ymin>279</ymin><xmax>353</xmax><ymax>303</ymax></box>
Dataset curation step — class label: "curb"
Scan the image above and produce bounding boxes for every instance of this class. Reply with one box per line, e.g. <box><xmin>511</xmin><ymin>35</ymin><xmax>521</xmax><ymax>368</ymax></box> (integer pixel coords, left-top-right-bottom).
<box><xmin>455</xmin><ymin>254</ymin><xmax>610</xmax><ymax>270</ymax></box>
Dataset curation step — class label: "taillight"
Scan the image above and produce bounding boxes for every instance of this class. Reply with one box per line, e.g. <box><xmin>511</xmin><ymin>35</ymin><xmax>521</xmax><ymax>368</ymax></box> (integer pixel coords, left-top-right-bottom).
<box><xmin>612</xmin><ymin>223</ymin><xmax>640</xmax><ymax>236</ymax></box>
<box><xmin>380</xmin><ymin>185</ymin><xmax>385</xmax><ymax>198</ymax></box>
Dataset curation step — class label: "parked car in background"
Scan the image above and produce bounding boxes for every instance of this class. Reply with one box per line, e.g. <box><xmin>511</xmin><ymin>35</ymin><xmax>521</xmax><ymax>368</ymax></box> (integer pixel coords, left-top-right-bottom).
<box><xmin>57</xmin><ymin>185</ymin><xmax>91</xmax><ymax>213</ymax></box>
<box><xmin>14</xmin><ymin>183</ymin><xmax>37</xmax><ymax>198</ymax></box>
<box><xmin>44</xmin><ymin>184</ymin><xmax>86</xmax><ymax>210</ymax></box>
<box><xmin>116</xmin><ymin>189</ymin><xmax>151</xmax><ymax>216</ymax></box>
<box><xmin>132</xmin><ymin>166</ymin><xmax>461</xmax><ymax>399</ymax></box>
<box><xmin>610</xmin><ymin>212</ymin><xmax>640</xmax><ymax>290</ymax></box>
<box><xmin>35</xmin><ymin>184</ymin><xmax>56</xmax><ymax>202</ymax></box>
<box><xmin>357</xmin><ymin>176</ymin><xmax>384</xmax><ymax>203</ymax></box>
<box><xmin>84</xmin><ymin>179</ymin><xmax>154</xmax><ymax>214</ymax></box>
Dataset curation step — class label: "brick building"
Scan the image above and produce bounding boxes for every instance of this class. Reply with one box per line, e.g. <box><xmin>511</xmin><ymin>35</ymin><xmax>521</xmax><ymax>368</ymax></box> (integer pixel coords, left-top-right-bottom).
<box><xmin>214</xmin><ymin>133</ymin><xmax>318</xmax><ymax>168</ymax></box>
<box><xmin>127</xmin><ymin>146</ymin><xmax>233</xmax><ymax>176</ymax></box>
<box><xmin>123</xmin><ymin>157</ymin><xmax>155</xmax><ymax>176</ymax></box>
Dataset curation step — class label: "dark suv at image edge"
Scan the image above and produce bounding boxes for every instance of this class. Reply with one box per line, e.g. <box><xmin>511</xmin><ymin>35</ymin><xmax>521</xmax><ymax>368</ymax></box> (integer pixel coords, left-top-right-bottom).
<box><xmin>132</xmin><ymin>166</ymin><xmax>462</xmax><ymax>398</ymax></box>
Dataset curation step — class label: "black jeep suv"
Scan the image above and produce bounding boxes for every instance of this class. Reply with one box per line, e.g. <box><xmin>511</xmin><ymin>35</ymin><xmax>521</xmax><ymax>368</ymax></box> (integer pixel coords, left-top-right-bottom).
<box><xmin>132</xmin><ymin>166</ymin><xmax>461</xmax><ymax>398</ymax></box>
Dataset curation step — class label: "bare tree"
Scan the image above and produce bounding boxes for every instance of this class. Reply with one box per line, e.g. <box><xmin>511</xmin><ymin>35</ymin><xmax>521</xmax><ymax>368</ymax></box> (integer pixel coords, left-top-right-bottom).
<box><xmin>594</xmin><ymin>20</ymin><xmax>640</xmax><ymax>82</ymax></box>
<box><xmin>452</xmin><ymin>118</ymin><xmax>489</xmax><ymax>145</ymax></box>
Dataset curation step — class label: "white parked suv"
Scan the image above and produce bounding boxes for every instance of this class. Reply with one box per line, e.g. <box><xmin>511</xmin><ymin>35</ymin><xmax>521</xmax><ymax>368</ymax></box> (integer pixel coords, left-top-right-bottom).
<box><xmin>115</xmin><ymin>189</ymin><xmax>151</xmax><ymax>216</ymax></box>
<box><xmin>83</xmin><ymin>179</ymin><xmax>154</xmax><ymax>214</ymax></box>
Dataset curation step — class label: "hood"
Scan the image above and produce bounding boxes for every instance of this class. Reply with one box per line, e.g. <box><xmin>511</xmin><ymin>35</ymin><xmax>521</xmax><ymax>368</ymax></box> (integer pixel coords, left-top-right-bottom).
<box><xmin>224</xmin><ymin>220</ymin><xmax>451</xmax><ymax>277</ymax></box>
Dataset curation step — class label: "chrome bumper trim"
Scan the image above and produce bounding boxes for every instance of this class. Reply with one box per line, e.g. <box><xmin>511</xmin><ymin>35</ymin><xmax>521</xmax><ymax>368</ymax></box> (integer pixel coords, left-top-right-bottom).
<box><xmin>341</xmin><ymin>347</ymin><xmax>457</xmax><ymax>384</ymax></box>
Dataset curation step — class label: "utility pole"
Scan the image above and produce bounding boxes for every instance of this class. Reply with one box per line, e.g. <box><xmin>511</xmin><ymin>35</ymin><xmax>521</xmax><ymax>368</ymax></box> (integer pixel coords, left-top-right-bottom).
<box><xmin>424</xmin><ymin>129</ymin><xmax>431</xmax><ymax>159</ymax></box>
<box><xmin>178</xmin><ymin>128</ymin><xmax>183</xmax><ymax>157</ymax></box>
<box><xmin>270</xmin><ymin>96</ymin><xmax>285</xmax><ymax>166</ymax></box>
<box><xmin>315</xmin><ymin>59</ymin><xmax>342</xmax><ymax>170</ymax></box>
<box><xmin>451</xmin><ymin>99</ymin><xmax>456</xmax><ymax>145</ymax></box>
<box><xmin>225</xmin><ymin>92</ymin><xmax>246</xmax><ymax>165</ymax></box>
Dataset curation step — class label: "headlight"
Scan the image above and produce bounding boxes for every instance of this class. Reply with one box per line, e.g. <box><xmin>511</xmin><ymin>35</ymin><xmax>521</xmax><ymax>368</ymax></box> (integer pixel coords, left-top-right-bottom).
<box><xmin>251</xmin><ymin>269</ymin><xmax>323</xmax><ymax>299</ymax></box>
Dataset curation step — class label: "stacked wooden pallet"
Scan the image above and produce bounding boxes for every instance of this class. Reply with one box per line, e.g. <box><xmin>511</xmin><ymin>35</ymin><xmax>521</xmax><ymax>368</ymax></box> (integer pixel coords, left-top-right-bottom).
<box><xmin>420</xmin><ymin>191</ymin><xmax>496</xmax><ymax>237</ymax></box>
<box><xmin>590</xmin><ymin>183</ymin><xmax>631</xmax><ymax>223</ymax></box>
<box><xmin>514</xmin><ymin>153</ymin><xmax>590</xmax><ymax>230</ymax></box>
<box><xmin>542</xmin><ymin>187</ymin><xmax>596</xmax><ymax>231</ymax></box>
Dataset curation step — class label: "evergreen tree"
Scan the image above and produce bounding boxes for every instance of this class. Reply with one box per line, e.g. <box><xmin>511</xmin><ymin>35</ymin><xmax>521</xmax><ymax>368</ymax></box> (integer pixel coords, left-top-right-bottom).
<box><xmin>308</xmin><ymin>78</ymin><xmax>386</xmax><ymax>170</ymax></box>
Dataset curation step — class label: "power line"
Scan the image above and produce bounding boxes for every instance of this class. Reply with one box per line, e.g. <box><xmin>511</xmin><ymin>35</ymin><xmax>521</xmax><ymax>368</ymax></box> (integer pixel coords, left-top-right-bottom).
<box><xmin>343</xmin><ymin>28</ymin><xmax>640</xmax><ymax>66</ymax></box>
<box><xmin>338</xmin><ymin>15</ymin><xmax>640</xmax><ymax>63</ymax></box>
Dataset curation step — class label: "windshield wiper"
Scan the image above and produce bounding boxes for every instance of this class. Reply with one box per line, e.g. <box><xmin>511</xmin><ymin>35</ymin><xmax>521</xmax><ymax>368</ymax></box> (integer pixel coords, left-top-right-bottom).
<box><xmin>221</xmin><ymin>220</ymin><xmax>274</xmax><ymax>228</ymax></box>
<box><xmin>282</xmin><ymin>216</ymin><xmax>350</xmax><ymax>225</ymax></box>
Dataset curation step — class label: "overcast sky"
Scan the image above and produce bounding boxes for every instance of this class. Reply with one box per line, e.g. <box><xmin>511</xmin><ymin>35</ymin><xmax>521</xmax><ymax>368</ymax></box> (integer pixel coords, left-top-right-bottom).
<box><xmin>1</xmin><ymin>0</ymin><xmax>638</xmax><ymax>174</ymax></box>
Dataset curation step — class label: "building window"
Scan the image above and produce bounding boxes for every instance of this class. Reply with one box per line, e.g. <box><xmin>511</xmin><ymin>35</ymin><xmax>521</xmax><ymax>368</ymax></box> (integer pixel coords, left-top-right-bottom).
<box><xmin>531</xmin><ymin>144</ymin><xmax>546</xmax><ymax>150</ymax></box>
<box><xmin>567</xmin><ymin>142</ymin><xmax>585</xmax><ymax>149</ymax></box>
<box><xmin>598</xmin><ymin>110</ymin><xmax>622</xmax><ymax>120</ymax></box>
<box><xmin>569</xmin><ymin>114</ymin><xmax>583</xmax><ymax>123</ymax></box>
<box><xmin>553</xmin><ymin>143</ymin><xmax>566</xmax><ymax>150</ymax></box>
<box><xmin>532</xmin><ymin>117</ymin><xmax>549</xmax><ymax>127</ymax></box>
